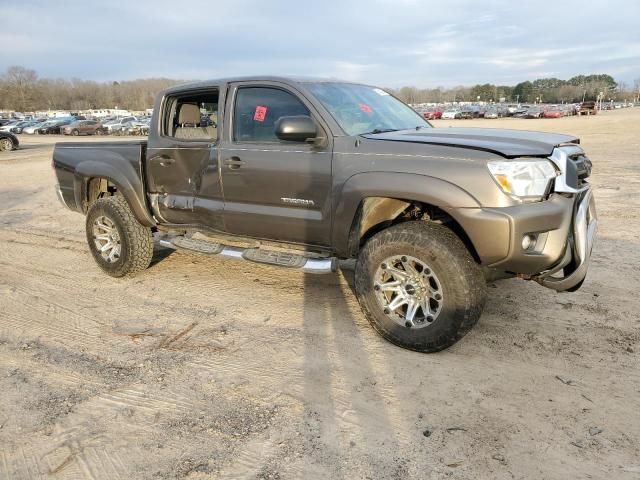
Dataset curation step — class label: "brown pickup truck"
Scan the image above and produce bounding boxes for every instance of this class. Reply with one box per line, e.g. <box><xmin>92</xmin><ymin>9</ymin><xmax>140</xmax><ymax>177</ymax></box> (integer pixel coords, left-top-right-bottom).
<box><xmin>52</xmin><ymin>76</ymin><xmax>597</xmax><ymax>352</ymax></box>
<box><xmin>579</xmin><ymin>101</ymin><xmax>598</xmax><ymax>115</ymax></box>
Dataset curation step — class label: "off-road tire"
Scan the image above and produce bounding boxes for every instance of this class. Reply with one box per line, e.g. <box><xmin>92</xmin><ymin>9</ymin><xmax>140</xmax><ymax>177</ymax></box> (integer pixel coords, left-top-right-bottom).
<box><xmin>355</xmin><ymin>221</ymin><xmax>486</xmax><ymax>353</ymax></box>
<box><xmin>0</xmin><ymin>138</ymin><xmax>14</xmax><ymax>151</ymax></box>
<box><xmin>85</xmin><ymin>196</ymin><xmax>153</xmax><ymax>277</ymax></box>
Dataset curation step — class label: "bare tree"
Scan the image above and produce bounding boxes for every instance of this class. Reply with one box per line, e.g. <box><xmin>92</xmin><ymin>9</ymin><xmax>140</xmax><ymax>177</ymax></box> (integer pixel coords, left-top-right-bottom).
<box><xmin>1</xmin><ymin>66</ymin><xmax>38</xmax><ymax>111</ymax></box>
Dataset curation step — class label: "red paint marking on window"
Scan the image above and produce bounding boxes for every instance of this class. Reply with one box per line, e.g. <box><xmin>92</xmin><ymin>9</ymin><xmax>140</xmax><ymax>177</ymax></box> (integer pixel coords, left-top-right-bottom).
<box><xmin>254</xmin><ymin>105</ymin><xmax>267</xmax><ymax>122</ymax></box>
<box><xmin>359</xmin><ymin>103</ymin><xmax>373</xmax><ymax>114</ymax></box>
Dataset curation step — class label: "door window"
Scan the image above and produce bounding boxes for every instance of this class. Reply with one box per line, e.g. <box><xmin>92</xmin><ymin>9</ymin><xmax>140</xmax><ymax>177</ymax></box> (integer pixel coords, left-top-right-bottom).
<box><xmin>163</xmin><ymin>91</ymin><xmax>219</xmax><ymax>142</ymax></box>
<box><xmin>233</xmin><ymin>87</ymin><xmax>310</xmax><ymax>143</ymax></box>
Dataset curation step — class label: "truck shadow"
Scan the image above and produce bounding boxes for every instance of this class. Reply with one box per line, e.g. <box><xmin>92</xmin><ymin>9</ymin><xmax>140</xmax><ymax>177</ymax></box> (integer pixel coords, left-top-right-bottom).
<box><xmin>300</xmin><ymin>266</ymin><xmax>408</xmax><ymax>477</ymax></box>
<box><xmin>148</xmin><ymin>246</ymin><xmax>175</xmax><ymax>269</ymax></box>
<box><xmin>0</xmin><ymin>188</ymin><xmax>35</xmax><ymax>226</ymax></box>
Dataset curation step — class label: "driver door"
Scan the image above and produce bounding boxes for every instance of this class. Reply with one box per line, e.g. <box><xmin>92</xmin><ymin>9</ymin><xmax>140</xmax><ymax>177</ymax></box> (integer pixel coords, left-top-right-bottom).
<box><xmin>219</xmin><ymin>82</ymin><xmax>333</xmax><ymax>246</ymax></box>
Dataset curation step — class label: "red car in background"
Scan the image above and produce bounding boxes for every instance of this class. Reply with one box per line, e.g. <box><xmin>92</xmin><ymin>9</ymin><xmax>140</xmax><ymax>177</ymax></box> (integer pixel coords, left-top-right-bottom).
<box><xmin>543</xmin><ymin>107</ymin><xmax>563</xmax><ymax>119</ymax></box>
<box><xmin>422</xmin><ymin>108</ymin><xmax>442</xmax><ymax>120</ymax></box>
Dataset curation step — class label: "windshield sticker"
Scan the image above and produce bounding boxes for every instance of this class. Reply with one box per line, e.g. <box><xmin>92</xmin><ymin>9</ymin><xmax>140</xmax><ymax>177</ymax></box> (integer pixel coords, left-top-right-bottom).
<box><xmin>253</xmin><ymin>105</ymin><xmax>267</xmax><ymax>122</ymax></box>
<box><xmin>373</xmin><ymin>88</ymin><xmax>390</xmax><ymax>96</ymax></box>
<box><xmin>359</xmin><ymin>103</ymin><xmax>373</xmax><ymax>114</ymax></box>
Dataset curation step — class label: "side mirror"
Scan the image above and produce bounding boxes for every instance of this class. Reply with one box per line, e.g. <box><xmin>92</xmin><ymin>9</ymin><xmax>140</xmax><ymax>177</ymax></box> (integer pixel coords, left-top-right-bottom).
<box><xmin>275</xmin><ymin>115</ymin><xmax>317</xmax><ymax>142</ymax></box>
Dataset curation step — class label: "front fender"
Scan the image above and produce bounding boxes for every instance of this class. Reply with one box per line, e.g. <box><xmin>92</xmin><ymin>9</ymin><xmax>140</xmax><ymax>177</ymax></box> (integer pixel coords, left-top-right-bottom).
<box><xmin>74</xmin><ymin>159</ymin><xmax>155</xmax><ymax>227</ymax></box>
<box><xmin>332</xmin><ymin>172</ymin><xmax>481</xmax><ymax>256</ymax></box>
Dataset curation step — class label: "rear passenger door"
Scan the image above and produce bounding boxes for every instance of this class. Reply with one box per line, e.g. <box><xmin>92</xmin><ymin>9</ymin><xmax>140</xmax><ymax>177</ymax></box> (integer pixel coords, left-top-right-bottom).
<box><xmin>82</xmin><ymin>121</ymin><xmax>96</xmax><ymax>134</ymax></box>
<box><xmin>145</xmin><ymin>89</ymin><xmax>223</xmax><ymax>227</ymax></box>
<box><xmin>219</xmin><ymin>82</ymin><xmax>333</xmax><ymax>247</ymax></box>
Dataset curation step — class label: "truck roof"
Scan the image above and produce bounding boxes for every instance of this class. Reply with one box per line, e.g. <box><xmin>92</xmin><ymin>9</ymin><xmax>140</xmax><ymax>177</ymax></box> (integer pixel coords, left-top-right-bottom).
<box><xmin>163</xmin><ymin>76</ymin><xmax>364</xmax><ymax>94</ymax></box>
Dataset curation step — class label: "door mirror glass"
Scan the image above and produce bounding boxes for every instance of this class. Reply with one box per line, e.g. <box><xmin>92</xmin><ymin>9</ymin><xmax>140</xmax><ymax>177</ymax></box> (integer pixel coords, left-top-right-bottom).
<box><xmin>275</xmin><ymin>115</ymin><xmax>317</xmax><ymax>142</ymax></box>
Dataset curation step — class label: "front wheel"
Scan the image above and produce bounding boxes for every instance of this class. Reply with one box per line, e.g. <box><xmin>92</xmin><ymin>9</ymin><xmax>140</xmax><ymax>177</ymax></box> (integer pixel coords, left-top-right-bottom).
<box><xmin>86</xmin><ymin>196</ymin><xmax>153</xmax><ymax>277</ymax></box>
<box><xmin>355</xmin><ymin>221</ymin><xmax>486</xmax><ymax>353</ymax></box>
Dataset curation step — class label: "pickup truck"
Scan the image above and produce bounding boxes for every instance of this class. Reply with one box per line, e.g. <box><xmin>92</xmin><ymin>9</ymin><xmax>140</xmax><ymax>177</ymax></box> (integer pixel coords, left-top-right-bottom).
<box><xmin>52</xmin><ymin>76</ymin><xmax>597</xmax><ymax>352</ymax></box>
<box><xmin>579</xmin><ymin>101</ymin><xmax>597</xmax><ymax>116</ymax></box>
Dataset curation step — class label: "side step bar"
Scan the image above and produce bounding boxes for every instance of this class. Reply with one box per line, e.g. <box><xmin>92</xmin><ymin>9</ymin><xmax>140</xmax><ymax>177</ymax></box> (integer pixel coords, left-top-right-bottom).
<box><xmin>157</xmin><ymin>236</ymin><xmax>338</xmax><ymax>274</ymax></box>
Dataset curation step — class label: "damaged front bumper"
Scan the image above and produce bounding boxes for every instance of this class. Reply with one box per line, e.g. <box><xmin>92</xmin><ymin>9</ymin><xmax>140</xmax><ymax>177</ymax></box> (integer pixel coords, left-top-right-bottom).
<box><xmin>447</xmin><ymin>185</ymin><xmax>597</xmax><ymax>292</ymax></box>
<box><xmin>533</xmin><ymin>187</ymin><xmax>597</xmax><ymax>291</ymax></box>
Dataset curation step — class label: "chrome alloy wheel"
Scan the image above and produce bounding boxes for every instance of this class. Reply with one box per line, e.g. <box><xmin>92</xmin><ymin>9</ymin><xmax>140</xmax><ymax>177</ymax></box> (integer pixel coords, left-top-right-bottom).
<box><xmin>373</xmin><ymin>255</ymin><xmax>443</xmax><ymax>328</ymax></box>
<box><xmin>0</xmin><ymin>138</ymin><xmax>13</xmax><ymax>151</ymax></box>
<box><xmin>92</xmin><ymin>215</ymin><xmax>121</xmax><ymax>263</ymax></box>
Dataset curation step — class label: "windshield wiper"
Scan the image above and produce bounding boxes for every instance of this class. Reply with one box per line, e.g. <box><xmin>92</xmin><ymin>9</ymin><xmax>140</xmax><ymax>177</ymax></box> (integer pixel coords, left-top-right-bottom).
<box><xmin>364</xmin><ymin>128</ymin><xmax>401</xmax><ymax>135</ymax></box>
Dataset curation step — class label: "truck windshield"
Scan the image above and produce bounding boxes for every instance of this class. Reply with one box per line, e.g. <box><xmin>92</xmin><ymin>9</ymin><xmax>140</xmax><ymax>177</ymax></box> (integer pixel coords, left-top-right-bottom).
<box><xmin>306</xmin><ymin>82</ymin><xmax>430</xmax><ymax>136</ymax></box>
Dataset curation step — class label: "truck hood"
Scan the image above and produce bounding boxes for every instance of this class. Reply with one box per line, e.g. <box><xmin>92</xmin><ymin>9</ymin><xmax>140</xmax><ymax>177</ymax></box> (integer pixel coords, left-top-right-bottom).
<box><xmin>362</xmin><ymin>127</ymin><xmax>579</xmax><ymax>158</ymax></box>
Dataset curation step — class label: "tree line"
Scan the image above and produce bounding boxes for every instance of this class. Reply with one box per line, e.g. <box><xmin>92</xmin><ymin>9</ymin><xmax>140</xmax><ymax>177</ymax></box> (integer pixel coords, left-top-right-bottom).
<box><xmin>1</xmin><ymin>66</ymin><xmax>639</xmax><ymax>113</ymax></box>
<box><xmin>0</xmin><ymin>66</ymin><xmax>184</xmax><ymax>112</ymax></box>
<box><xmin>391</xmin><ymin>74</ymin><xmax>640</xmax><ymax>104</ymax></box>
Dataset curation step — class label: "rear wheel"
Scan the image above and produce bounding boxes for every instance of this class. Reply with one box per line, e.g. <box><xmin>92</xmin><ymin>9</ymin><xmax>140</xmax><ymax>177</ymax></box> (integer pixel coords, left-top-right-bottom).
<box><xmin>355</xmin><ymin>221</ymin><xmax>486</xmax><ymax>352</ymax></box>
<box><xmin>85</xmin><ymin>196</ymin><xmax>153</xmax><ymax>277</ymax></box>
<box><xmin>0</xmin><ymin>138</ymin><xmax>14</xmax><ymax>151</ymax></box>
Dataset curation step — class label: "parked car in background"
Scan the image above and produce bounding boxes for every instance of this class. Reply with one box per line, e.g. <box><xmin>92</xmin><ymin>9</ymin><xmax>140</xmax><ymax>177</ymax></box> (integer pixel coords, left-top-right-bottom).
<box><xmin>62</xmin><ymin>120</ymin><xmax>106</xmax><ymax>136</ymax></box>
<box><xmin>0</xmin><ymin>120</ymin><xmax>21</xmax><ymax>132</ymax></box>
<box><xmin>22</xmin><ymin>121</ymin><xmax>48</xmax><ymax>134</ymax></box>
<box><xmin>0</xmin><ymin>131</ymin><xmax>19</xmax><ymax>151</ymax></box>
<box><xmin>543</xmin><ymin>107</ymin><xmax>563</xmax><ymax>119</ymax></box>
<box><xmin>9</xmin><ymin>120</ymin><xmax>36</xmax><ymax>134</ymax></box>
<box><xmin>459</xmin><ymin>108</ymin><xmax>475</xmax><ymax>119</ymax></box>
<box><xmin>36</xmin><ymin>118</ymin><xmax>74</xmax><ymax>134</ymax></box>
<box><xmin>112</xmin><ymin>119</ymin><xmax>149</xmax><ymax>136</ymax></box>
<box><xmin>513</xmin><ymin>106</ymin><xmax>532</xmax><ymax>118</ymax></box>
<box><xmin>441</xmin><ymin>108</ymin><xmax>462</xmax><ymax>119</ymax></box>
<box><xmin>103</xmin><ymin>116</ymin><xmax>137</xmax><ymax>134</ymax></box>
<box><xmin>524</xmin><ymin>107</ymin><xmax>545</xmax><ymax>119</ymax></box>
<box><xmin>483</xmin><ymin>107</ymin><xmax>499</xmax><ymax>119</ymax></box>
<box><xmin>27</xmin><ymin>120</ymin><xmax>56</xmax><ymax>134</ymax></box>
<box><xmin>579</xmin><ymin>101</ymin><xmax>597</xmax><ymax>115</ymax></box>
<box><xmin>505</xmin><ymin>104</ymin><xmax>519</xmax><ymax>116</ymax></box>
<box><xmin>421</xmin><ymin>108</ymin><xmax>442</xmax><ymax>120</ymax></box>
<box><xmin>464</xmin><ymin>106</ymin><xmax>481</xmax><ymax>118</ymax></box>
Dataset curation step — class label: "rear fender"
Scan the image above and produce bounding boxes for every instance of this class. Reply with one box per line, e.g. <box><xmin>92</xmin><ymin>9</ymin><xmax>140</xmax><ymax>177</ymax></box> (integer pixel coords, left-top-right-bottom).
<box><xmin>74</xmin><ymin>159</ymin><xmax>155</xmax><ymax>227</ymax></box>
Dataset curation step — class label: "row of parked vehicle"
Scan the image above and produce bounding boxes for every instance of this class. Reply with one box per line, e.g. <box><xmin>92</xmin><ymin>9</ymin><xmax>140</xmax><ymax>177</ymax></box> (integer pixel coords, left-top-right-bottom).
<box><xmin>0</xmin><ymin>115</ymin><xmax>151</xmax><ymax>137</ymax></box>
<box><xmin>414</xmin><ymin>101</ymin><xmax>605</xmax><ymax>120</ymax></box>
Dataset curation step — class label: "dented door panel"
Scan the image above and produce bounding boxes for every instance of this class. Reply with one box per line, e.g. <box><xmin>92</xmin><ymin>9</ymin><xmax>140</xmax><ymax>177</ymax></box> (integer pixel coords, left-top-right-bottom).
<box><xmin>146</xmin><ymin>142</ymin><xmax>222</xmax><ymax>227</ymax></box>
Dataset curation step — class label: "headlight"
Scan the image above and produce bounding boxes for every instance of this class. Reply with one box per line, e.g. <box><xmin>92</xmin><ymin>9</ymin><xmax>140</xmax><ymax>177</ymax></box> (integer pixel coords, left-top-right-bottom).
<box><xmin>487</xmin><ymin>159</ymin><xmax>558</xmax><ymax>201</ymax></box>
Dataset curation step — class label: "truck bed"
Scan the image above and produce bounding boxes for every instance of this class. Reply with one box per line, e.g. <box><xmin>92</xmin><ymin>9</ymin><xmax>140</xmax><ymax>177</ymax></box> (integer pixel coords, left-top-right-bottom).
<box><xmin>53</xmin><ymin>140</ymin><xmax>147</xmax><ymax>214</ymax></box>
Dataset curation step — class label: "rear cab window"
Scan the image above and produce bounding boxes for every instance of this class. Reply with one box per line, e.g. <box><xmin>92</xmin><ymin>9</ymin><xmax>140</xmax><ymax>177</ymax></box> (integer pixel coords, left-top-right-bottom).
<box><xmin>162</xmin><ymin>90</ymin><xmax>219</xmax><ymax>142</ymax></box>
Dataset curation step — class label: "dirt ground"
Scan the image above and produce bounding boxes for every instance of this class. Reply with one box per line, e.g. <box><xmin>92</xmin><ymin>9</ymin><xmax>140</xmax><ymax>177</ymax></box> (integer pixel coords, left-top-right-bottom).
<box><xmin>1</xmin><ymin>110</ymin><xmax>639</xmax><ymax>480</ymax></box>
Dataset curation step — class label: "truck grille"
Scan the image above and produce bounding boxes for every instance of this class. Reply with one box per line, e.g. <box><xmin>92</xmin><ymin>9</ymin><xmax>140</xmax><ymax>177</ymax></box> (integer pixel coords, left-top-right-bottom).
<box><xmin>549</xmin><ymin>146</ymin><xmax>593</xmax><ymax>193</ymax></box>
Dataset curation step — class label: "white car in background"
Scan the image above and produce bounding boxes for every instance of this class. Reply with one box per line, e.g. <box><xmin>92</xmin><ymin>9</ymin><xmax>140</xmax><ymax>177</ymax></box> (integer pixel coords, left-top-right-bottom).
<box><xmin>22</xmin><ymin>123</ymin><xmax>45</xmax><ymax>134</ymax></box>
<box><xmin>441</xmin><ymin>109</ymin><xmax>462</xmax><ymax>119</ymax></box>
<box><xmin>0</xmin><ymin>121</ymin><xmax>20</xmax><ymax>132</ymax></box>
<box><xmin>103</xmin><ymin>116</ymin><xmax>137</xmax><ymax>134</ymax></box>
<box><xmin>484</xmin><ymin>108</ymin><xmax>499</xmax><ymax>119</ymax></box>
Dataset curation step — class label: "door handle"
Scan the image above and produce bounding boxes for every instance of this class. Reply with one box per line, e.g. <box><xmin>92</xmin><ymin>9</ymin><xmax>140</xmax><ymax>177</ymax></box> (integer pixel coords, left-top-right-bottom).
<box><xmin>151</xmin><ymin>155</ymin><xmax>175</xmax><ymax>167</ymax></box>
<box><xmin>224</xmin><ymin>157</ymin><xmax>245</xmax><ymax>169</ymax></box>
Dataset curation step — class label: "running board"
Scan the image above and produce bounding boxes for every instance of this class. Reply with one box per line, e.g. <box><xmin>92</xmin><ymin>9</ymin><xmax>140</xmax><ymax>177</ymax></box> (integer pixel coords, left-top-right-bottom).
<box><xmin>158</xmin><ymin>236</ymin><xmax>337</xmax><ymax>274</ymax></box>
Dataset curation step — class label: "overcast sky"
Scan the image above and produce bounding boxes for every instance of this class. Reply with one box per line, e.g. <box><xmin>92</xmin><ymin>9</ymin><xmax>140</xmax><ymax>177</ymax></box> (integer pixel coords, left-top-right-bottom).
<box><xmin>2</xmin><ymin>0</ymin><xmax>639</xmax><ymax>87</ymax></box>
